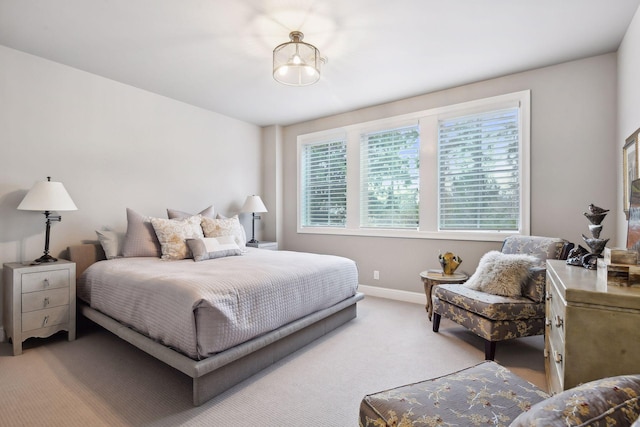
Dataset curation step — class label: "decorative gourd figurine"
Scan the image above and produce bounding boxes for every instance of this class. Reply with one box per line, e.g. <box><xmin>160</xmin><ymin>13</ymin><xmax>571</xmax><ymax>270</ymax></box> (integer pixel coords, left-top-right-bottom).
<box><xmin>439</xmin><ymin>252</ymin><xmax>462</xmax><ymax>275</ymax></box>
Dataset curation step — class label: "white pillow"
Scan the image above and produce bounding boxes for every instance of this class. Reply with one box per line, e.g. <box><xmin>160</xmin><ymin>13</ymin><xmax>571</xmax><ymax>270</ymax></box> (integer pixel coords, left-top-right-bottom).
<box><xmin>95</xmin><ymin>229</ymin><xmax>125</xmax><ymax>259</ymax></box>
<box><xmin>150</xmin><ymin>215</ymin><xmax>204</xmax><ymax>260</ymax></box>
<box><xmin>186</xmin><ymin>236</ymin><xmax>242</xmax><ymax>262</ymax></box>
<box><xmin>201</xmin><ymin>215</ymin><xmax>246</xmax><ymax>250</ymax></box>
<box><xmin>464</xmin><ymin>251</ymin><xmax>538</xmax><ymax>297</ymax></box>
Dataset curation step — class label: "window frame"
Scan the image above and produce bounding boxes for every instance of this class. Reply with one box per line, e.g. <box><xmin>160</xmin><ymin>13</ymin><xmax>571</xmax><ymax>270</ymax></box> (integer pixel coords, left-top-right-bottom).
<box><xmin>296</xmin><ymin>90</ymin><xmax>530</xmax><ymax>242</ymax></box>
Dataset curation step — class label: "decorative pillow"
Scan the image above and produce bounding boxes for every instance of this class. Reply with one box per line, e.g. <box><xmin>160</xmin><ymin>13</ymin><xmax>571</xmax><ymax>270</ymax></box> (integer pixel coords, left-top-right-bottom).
<box><xmin>167</xmin><ymin>205</ymin><xmax>215</xmax><ymax>220</ymax></box>
<box><xmin>510</xmin><ymin>374</ymin><xmax>640</xmax><ymax>426</ymax></box>
<box><xmin>201</xmin><ymin>216</ymin><xmax>246</xmax><ymax>250</ymax></box>
<box><xmin>464</xmin><ymin>251</ymin><xmax>538</xmax><ymax>297</ymax></box>
<box><xmin>95</xmin><ymin>229</ymin><xmax>125</xmax><ymax>259</ymax></box>
<box><xmin>216</xmin><ymin>213</ymin><xmax>247</xmax><ymax>243</ymax></box>
<box><xmin>186</xmin><ymin>236</ymin><xmax>242</xmax><ymax>262</ymax></box>
<box><xmin>122</xmin><ymin>208</ymin><xmax>162</xmax><ymax>258</ymax></box>
<box><xmin>150</xmin><ymin>215</ymin><xmax>204</xmax><ymax>260</ymax></box>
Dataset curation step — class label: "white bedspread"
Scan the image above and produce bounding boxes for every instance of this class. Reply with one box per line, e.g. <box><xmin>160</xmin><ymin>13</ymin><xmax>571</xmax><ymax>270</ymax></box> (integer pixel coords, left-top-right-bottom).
<box><xmin>78</xmin><ymin>248</ymin><xmax>358</xmax><ymax>359</ymax></box>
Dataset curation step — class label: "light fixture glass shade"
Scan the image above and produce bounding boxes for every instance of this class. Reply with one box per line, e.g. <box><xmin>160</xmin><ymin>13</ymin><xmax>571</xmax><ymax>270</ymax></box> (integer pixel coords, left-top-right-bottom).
<box><xmin>241</xmin><ymin>195</ymin><xmax>267</xmax><ymax>213</ymax></box>
<box><xmin>18</xmin><ymin>179</ymin><xmax>78</xmax><ymax>211</ymax></box>
<box><xmin>273</xmin><ymin>31</ymin><xmax>322</xmax><ymax>86</ymax></box>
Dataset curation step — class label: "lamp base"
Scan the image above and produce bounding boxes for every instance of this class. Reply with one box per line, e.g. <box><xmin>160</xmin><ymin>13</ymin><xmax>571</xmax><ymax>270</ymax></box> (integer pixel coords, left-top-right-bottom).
<box><xmin>34</xmin><ymin>254</ymin><xmax>58</xmax><ymax>264</ymax></box>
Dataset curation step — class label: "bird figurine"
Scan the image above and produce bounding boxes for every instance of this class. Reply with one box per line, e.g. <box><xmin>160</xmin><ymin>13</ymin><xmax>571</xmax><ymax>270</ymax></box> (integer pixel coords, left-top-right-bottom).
<box><xmin>588</xmin><ymin>204</ymin><xmax>609</xmax><ymax>215</ymax></box>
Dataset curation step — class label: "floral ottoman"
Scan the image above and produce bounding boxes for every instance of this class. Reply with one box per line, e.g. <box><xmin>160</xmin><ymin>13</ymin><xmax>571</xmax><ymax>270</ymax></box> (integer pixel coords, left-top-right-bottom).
<box><xmin>359</xmin><ymin>361</ymin><xmax>547</xmax><ymax>427</ymax></box>
<box><xmin>359</xmin><ymin>361</ymin><xmax>640</xmax><ymax>427</ymax></box>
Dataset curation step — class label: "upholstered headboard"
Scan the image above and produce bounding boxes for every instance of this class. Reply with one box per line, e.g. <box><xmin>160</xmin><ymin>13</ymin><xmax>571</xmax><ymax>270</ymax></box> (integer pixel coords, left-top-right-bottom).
<box><xmin>68</xmin><ymin>244</ymin><xmax>106</xmax><ymax>280</ymax></box>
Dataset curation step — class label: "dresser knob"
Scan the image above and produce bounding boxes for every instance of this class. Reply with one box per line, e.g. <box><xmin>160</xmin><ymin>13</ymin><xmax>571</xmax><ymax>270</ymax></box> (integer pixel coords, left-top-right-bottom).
<box><xmin>555</xmin><ymin>315</ymin><xmax>564</xmax><ymax>328</ymax></box>
<box><xmin>544</xmin><ymin>348</ymin><xmax>549</xmax><ymax>358</ymax></box>
<box><xmin>43</xmin><ymin>278</ymin><xmax>50</xmax><ymax>288</ymax></box>
<box><xmin>42</xmin><ymin>316</ymin><xmax>49</xmax><ymax>327</ymax></box>
<box><xmin>43</xmin><ymin>297</ymin><xmax>50</xmax><ymax>307</ymax></box>
<box><xmin>545</xmin><ymin>292</ymin><xmax>552</xmax><ymax>301</ymax></box>
<box><xmin>545</xmin><ymin>318</ymin><xmax>552</xmax><ymax>329</ymax></box>
<box><xmin>553</xmin><ymin>351</ymin><xmax>563</xmax><ymax>363</ymax></box>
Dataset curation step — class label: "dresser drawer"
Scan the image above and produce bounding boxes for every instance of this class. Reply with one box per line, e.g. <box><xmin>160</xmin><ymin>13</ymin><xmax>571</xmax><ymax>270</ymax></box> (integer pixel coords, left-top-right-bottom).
<box><xmin>22</xmin><ymin>287</ymin><xmax>70</xmax><ymax>313</ymax></box>
<box><xmin>545</xmin><ymin>334</ymin><xmax>563</xmax><ymax>394</ymax></box>
<box><xmin>21</xmin><ymin>269</ymin><xmax>70</xmax><ymax>293</ymax></box>
<box><xmin>22</xmin><ymin>305</ymin><xmax>69</xmax><ymax>332</ymax></box>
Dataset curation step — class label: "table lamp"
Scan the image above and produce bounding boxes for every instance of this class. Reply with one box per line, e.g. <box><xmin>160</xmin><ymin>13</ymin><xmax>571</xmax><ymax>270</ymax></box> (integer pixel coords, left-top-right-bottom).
<box><xmin>18</xmin><ymin>177</ymin><xmax>78</xmax><ymax>263</ymax></box>
<box><xmin>241</xmin><ymin>195</ymin><xmax>267</xmax><ymax>244</ymax></box>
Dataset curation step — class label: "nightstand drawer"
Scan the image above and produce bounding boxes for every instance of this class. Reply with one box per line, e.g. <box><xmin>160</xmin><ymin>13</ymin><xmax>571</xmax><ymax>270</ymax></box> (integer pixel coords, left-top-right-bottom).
<box><xmin>22</xmin><ymin>287</ymin><xmax>70</xmax><ymax>313</ymax></box>
<box><xmin>22</xmin><ymin>305</ymin><xmax>69</xmax><ymax>332</ymax></box>
<box><xmin>22</xmin><ymin>269</ymin><xmax>70</xmax><ymax>293</ymax></box>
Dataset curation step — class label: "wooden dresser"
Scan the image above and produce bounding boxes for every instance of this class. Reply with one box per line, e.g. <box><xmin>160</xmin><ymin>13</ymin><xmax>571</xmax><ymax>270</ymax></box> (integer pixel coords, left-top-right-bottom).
<box><xmin>545</xmin><ymin>259</ymin><xmax>640</xmax><ymax>394</ymax></box>
<box><xmin>3</xmin><ymin>260</ymin><xmax>76</xmax><ymax>355</ymax></box>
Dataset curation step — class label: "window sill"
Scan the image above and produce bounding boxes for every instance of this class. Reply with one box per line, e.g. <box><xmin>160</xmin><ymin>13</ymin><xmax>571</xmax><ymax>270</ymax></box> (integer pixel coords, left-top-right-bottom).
<box><xmin>297</xmin><ymin>227</ymin><xmax>523</xmax><ymax>242</ymax></box>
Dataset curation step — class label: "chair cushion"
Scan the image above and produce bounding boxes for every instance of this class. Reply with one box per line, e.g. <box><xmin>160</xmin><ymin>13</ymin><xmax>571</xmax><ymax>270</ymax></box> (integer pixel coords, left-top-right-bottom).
<box><xmin>359</xmin><ymin>361</ymin><xmax>549</xmax><ymax>427</ymax></box>
<box><xmin>432</xmin><ymin>298</ymin><xmax>545</xmax><ymax>341</ymax></box>
<box><xmin>434</xmin><ymin>284</ymin><xmax>544</xmax><ymax>321</ymax></box>
<box><xmin>511</xmin><ymin>374</ymin><xmax>640</xmax><ymax>426</ymax></box>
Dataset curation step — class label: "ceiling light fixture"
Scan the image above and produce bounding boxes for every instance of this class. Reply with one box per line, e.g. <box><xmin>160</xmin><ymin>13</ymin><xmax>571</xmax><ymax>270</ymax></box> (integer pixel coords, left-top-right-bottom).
<box><xmin>273</xmin><ymin>31</ymin><xmax>326</xmax><ymax>86</ymax></box>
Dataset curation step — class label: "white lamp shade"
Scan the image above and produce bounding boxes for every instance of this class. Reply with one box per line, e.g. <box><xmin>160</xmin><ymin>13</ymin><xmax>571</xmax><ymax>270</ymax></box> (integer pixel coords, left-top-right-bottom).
<box><xmin>18</xmin><ymin>180</ymin><xmax>78</xmax><ymax>211</ymax></box>
<box><xmin>241</xmin><ymin>195</ymin><xmax>267</xmax><ymax>213</ymax></box>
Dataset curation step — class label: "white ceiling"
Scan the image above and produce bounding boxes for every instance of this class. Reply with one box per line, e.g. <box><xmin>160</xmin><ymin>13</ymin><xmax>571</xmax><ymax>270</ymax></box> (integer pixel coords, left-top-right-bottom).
<box><xmin>1</xmin><ymin>0</ymin><xmax>639</xmax><ymax>127</ymax></box>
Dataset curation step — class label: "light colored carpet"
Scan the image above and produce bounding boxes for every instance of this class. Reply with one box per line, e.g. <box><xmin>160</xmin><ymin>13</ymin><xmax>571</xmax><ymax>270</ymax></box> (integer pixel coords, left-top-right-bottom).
<box><xmin>0</xmin><ymin>296</ymin><xmax>546</xmax><ymax>426</ymax></box>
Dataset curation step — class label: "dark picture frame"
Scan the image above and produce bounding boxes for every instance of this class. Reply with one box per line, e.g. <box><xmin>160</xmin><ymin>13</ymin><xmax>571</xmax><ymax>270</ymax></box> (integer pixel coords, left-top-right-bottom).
<box><xmin>623</xmin><ymin>129</ymin><xmax>640</xmax><ymax>218</ymax></box>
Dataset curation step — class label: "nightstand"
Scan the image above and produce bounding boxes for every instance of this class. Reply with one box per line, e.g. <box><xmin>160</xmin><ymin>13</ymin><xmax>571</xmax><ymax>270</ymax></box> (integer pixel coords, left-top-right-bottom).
<box><xmin>3</xmin><ymin>259</ymin><xmax>76</xmax><ymax>355</ymax></box>
<box><xmin>246</xmin><ymin>241</ymin><xmax>278</xmax><ymax>250</ymax></box>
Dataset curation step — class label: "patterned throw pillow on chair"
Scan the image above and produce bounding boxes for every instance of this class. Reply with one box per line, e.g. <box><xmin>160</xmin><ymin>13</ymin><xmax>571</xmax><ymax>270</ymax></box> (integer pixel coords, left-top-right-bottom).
<box><xmin>464</xmin><ymin>251</ymin><xmax>538</xmax><ymax>297</ymax></box>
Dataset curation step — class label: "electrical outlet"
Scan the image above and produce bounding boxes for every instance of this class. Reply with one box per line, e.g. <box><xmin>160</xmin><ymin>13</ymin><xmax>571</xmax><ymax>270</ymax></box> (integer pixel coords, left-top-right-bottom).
<box><xmin>373</xmin><ymin>270</ymin><xmax>379</xmax><ymax>280</ymax></box>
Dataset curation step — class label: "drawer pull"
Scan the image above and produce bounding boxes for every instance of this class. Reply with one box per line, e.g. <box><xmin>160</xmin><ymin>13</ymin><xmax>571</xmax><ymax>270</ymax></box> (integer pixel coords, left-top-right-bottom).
<box><xmin>43</xmin><ymin>278</ymin><xmax>50</xmax><ymax>288</ymax></box>
<box><xmin>42</xmin><ymin>316</ymin><xmax>49</xmax><ymax>327</ymax></box>
<box><xmin>545</xmin><ymin>318</ymin><xmax>552</xmax><ymax>328</ymax></box>
<box><xmin>553</xmin><ymin>351</ymin><xmax>563</xmax><ymax>363</ymax></box>
<box><xmin>43</xmin><ymin>297</ymin><xmax>50</xmax><ymax>307</ymax></box>
<box><xmin>555</xmin><ymin>315</ymin><xmax>564</xmax><ymax>328</ymax></box>
<box><xmin>544</xmin><ymin>348</ymin><xmax>549</xmax><ymax>358</ymax></box>
<box><xmin>545</xmin><ymin>292</ymin><xmax>552</xmax><ymax>301</ymax></box>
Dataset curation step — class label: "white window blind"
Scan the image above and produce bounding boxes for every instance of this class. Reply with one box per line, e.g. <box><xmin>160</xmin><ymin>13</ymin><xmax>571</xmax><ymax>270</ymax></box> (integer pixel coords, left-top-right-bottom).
<box><xmin>360</xmin><ymin>125</ymin><xmax>420</xmax><ymax>229</ymax></box>
<box><xmin>300</xmin><ymin>139</ymin><xmax>347</xmax><ymax>227</ymax></box>
<box><xmin>438</xmin><ymin>108</ymin><xmax>520</xmax><ymax>231</ymax></box>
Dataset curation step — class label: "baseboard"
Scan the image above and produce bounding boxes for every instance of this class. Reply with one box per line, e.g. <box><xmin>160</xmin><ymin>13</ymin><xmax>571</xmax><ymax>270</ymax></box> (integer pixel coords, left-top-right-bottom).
<box><xmin>358</xmin><ymin>284</ymin><xmax>426</xmax><ymax>305</ymax></box>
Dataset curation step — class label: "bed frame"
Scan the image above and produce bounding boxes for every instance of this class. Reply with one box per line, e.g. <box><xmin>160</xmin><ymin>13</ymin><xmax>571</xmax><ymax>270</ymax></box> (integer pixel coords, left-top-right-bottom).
<box><xmin>68</xmin><ymin>244</ymin><xmax>364</xmax><ymax>406</ymax></box>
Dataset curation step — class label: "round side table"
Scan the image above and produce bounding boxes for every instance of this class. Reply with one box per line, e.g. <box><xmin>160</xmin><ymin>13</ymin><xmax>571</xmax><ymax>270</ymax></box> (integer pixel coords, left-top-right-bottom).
<box><xmin>420</xmin><ymin>270</ymin><xmax>468</xmax><ymax>321</ymax></box>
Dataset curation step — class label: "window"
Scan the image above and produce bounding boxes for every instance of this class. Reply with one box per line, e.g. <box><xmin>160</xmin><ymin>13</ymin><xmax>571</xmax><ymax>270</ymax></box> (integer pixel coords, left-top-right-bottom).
<box><xmin>300</xmin><ymin>137</ymin><xmax>347</xmax><ymax>227</ymax></box>
<box><xmin>438</xmin><ymin>108</ymin><xmax>520</xmax><ymax>231</ymax></box>
<box><xmin>297</xmin><ymin>91</ymin><xmax>530</xmax><ymax>241</ymax></box>
<box><xmin>360</xmin><ymin>125</ymin><xmax>420</xmax><ymax>229</ymax></box>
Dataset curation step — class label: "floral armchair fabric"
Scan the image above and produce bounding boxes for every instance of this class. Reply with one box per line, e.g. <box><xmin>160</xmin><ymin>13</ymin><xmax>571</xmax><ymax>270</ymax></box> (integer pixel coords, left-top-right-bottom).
<box><xmin>359</xmin><ymin>361</ymin><xmax>640</xmax><ymax>427</ymax></box>
<box><xmin>432</xmin><ymin>235</ymin><xmax>573</xmax><ymax>360</ymax></box>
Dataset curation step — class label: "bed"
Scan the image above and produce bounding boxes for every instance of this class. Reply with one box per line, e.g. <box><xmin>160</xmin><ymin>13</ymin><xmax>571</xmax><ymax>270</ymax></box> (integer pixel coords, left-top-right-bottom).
<box><xmin>68</xmin><ymin>243</ymin><xmax>363</xmax><ymax>406</ymax></box>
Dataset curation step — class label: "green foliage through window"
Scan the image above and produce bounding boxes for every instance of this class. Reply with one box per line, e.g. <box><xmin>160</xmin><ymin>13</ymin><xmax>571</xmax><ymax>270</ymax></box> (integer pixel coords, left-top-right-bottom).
<box><xmin>360</xmin><ymin>125</ymin><xmax>420</xmax><ymax>229</ymax></box>
<box><xmin>438</xmin><ymin>108</ymin><xmax>520</xmax><ymax>231</ymax></box>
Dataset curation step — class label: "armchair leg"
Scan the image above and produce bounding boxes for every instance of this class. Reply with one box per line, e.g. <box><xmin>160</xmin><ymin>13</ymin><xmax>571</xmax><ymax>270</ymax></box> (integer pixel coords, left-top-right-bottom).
<box><xmin>485</xmin><ymin>340</ymin><xmax>496</xmax><ymax>360</ymax></box>
<box><xmin>432</xmin><ymin>313</ymin><xmax>441</xmax><ymax>332</ymax></box>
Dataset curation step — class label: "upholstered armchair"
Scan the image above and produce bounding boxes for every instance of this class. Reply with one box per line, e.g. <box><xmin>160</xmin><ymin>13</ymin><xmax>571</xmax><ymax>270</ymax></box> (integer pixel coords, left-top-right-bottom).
<box><xmin>432</xmin><ymin>235</ymin><xmax>574</xmax><ymax>360</ymax></box>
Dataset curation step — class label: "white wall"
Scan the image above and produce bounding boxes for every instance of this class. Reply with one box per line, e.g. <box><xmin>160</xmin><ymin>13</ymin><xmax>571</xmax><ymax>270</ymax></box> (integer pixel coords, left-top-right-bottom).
<box><xmin>617</xmin><ymin>7</ymin><xmax>640</xmax><ymax>245</ymax></box>
<box><xmin>0</xmin><ymin>45</ymin><xmax>263</xmax><ymax>332</ymax></box>
<box><xmin>282</xmin><ymin>54</ymin><xmax>618</xmax><ymax>294</ymax></box>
